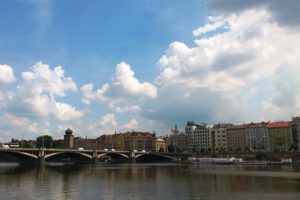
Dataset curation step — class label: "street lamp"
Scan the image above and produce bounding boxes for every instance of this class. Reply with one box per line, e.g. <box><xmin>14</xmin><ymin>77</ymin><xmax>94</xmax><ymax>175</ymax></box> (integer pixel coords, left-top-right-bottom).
<box><xmin>42</xmin><ymin>131</ymin><xmax>45</xmax><ymax>150</ymax></box>
<box><xmin>21</xmin><ymin>132</ymin><xmax>25</xmax><ymax>148</ymax></box>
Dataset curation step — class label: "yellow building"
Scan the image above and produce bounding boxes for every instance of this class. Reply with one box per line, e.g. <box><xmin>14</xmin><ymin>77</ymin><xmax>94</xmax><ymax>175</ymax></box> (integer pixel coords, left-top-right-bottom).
<box><xmin>97</xmin><ymin>131</ymin><xmax>156</xmax><ymax>151</ymax></box>
<box><xmin>267</xmin><ymin>122</ymin><xmax>293</xmax><ymax>152</ymax></box>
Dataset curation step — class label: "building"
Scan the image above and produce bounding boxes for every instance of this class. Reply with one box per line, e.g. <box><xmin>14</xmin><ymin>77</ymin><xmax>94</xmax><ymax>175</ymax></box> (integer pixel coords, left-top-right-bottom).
<box><xmin>267</xmin><ymin>122</ymin><xmax>293</xmax><ymax>152</ymax></box>
<box><xmin>245</xmin><ymin>122</ymin><xmax>268</xmax><ymax>152</ymax></box>
<box><xmin>155</xmin><ymin>138</ymin><xmax>166</xmax><ymax>152</ymax></box>
<box><xmin>185</xmin><ymin>121</ymin><xmax>212</xmax><ymax>153</ymax></box>
<box><xmin>64</xmin><ymin>128</ymin><xmax>74</xmax><ymax>149</ymax></box>
<box><xmin>226</xmin><ymin>124</ymin><xmax>247</xmax><ymax>152</ymax></box>
<box><xmin>97</xmin><ymin>131</ymin><xmax>156</xmax><ymax>151</ymax></box>
<box><xmin>291</xmin><ymin>117</ymin><xmax>300</xmax><ymax>151</ymax></box>
<box><xmin>166</xmin><ymin>125</ymin><xmax>187</xmax><ymax>153</ymax></box>
<box><xmin>211</xmin><ymin>124</ymin><xmax>230</xmax><ymax>153</ymax></box>
<box><xmin>123</xmin><ymin>131</ymin><xmax>156</xmax><ymax>151</ymax></box>
<box><xmin>96</xmin><ymin>134</ymin><xmax>122</xmax><ymax>150</ymax></box>
<box><xmin>74</xmin><ymin>137</ymin><xmax>97</xmax><ymax>150</ymax></box>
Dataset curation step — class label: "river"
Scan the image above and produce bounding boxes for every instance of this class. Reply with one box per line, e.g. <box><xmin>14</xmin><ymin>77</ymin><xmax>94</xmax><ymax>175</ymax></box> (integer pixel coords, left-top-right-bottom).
<box><xmin>0</xmin><ymin>162</ymin><xmax>300</xmax><ymax>199</ymax></box>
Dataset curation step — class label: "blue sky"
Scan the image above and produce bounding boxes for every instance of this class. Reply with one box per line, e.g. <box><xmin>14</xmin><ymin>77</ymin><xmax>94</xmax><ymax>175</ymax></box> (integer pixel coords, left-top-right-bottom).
<box><xmin>0</xmin><ymin>0</ymin><xmax>300</xmax><ymax>141</ymax></box>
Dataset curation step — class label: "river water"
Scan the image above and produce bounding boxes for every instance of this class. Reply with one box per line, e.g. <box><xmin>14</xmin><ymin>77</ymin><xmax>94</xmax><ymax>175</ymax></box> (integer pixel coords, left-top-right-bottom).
<box><xmin>0</xmin><ymin>162</ymin><xmax>300</xmax><ymax>200</ymax></box>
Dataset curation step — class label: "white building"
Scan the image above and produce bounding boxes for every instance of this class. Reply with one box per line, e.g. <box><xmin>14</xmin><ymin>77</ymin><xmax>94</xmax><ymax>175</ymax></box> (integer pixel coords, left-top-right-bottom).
<box><xmin>185</xmin><ymin>121</ymin><xmax>212</xmax><ymax>152</ymax></box>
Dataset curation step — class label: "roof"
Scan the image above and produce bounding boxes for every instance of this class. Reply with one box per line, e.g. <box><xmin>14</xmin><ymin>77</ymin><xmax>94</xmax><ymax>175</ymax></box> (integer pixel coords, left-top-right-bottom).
<box><xmin>226</xmin><ymin>124</ymin><xmax>247</xmax><ymax>130</ymax></box>
<box><xmin>267</xmin><ymin>122</ymin><xmax>290</xmax><ymax>128</ymax></box>
<box><xmin>75</xmin><ymin>138</ymin><xmax>96</xmax><ymax>143</ymax></box>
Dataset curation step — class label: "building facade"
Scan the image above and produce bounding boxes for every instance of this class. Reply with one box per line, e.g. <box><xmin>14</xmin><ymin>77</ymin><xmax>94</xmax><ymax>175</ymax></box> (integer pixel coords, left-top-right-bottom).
<box><xmin>74</xmin><ymin>137</ymin><xmax>97</xmax><ymax>150</ymax></box>
<box><xmin>267</xmin><ymin>122</ymin><xmax>293</xmax><ymax>152</ymax></box>
<box><xmin>155</xmin><ymin>138</ymin><xmax>166</xmax><ymax>152</ymax></box>
<box><xmin>292</xmin><ymin>117</ymin><xmax>300</xmax><ymax>151</ymax></box>
<box><xmin>211</xmin><ymin>124</ymin><xmax>230</xmax><ymax>153</ymax></box>
<box><xmin>166</xmin><ymin>125</ymin><xmax>187</xmax><ymax>153</ymax></box>
<box><xmin>64</xmin><ymin>128</ymin><xmax>74</xmax><ymax>149</ymax></box>
<box><xmin>185</xmin><ymin>121</ymin><xmax>212</xmax><ymax>152</ymax></box>
<box><xmin>245</xmin><ymin>122</ymin><xmax>268</xmax><ymax>152</ymax></box>
<box><xmin>97</xmin><ymin>131</ymin><xmax>157</xmax><ymax>152</ymax></box>
<box><xmin>226</xmin><ymin>125</ymin><xmax>247</xmax><ymax>152</ymax></box>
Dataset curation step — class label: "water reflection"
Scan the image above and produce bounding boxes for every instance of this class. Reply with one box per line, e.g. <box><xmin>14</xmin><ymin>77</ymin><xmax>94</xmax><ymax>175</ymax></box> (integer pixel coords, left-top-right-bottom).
<box><xmin>0</xmin><ymin>163</ymin><xmax>299</xmax><ymax>200</ymax></box>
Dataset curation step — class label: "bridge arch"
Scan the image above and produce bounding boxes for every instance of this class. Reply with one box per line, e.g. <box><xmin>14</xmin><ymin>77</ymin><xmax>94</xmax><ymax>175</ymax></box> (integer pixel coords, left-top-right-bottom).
<box><xmin>135</xmin><ymin>153</ymin><xmax>174</xmax><ymax>161</ymax></box>
<box><xmin>291</xmin><ymin>153</ymin><xmax>300</xmax><ymax>161</ymax></box>
<box><xmin>97</xmin><ymin>152</ymin><xmax>129</xmax><ymax>159</ymax></box>
<box><xmin>45</xmin><ymin>152</ymin><xmax>93</xmax><ymax>160</ymax></box>
<box><xmin>0</xmin><ymin>150</ymin><xmax>38</xmax><ymax>160</ymax></box>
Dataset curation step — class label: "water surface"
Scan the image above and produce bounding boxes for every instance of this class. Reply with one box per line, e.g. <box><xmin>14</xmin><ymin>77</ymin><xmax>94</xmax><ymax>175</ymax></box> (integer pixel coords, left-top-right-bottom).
<box><xmin>0</xmin><ymin>163</ymin><xmax>300</xmax><ymax>200</ymax></box>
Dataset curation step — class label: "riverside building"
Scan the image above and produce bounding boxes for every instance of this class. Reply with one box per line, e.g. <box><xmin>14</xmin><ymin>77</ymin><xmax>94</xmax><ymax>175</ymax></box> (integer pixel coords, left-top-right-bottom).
<box><xmin>245</xmin><ymin>122</ymin><xmax>268</xmax><ymax>152</ymax></box>
<box><xmin>226</xmin><ymin>124</ymin><xmax>247</xmax><ymax>152</ymax></box>
<box><xmin>185</xmin><ymin>121</ymin><xmax>212</xmax><ymax>153</ymax></box>
<box><xmin>267</xmin><ymin>122</ymin><xmax>293</xmax><ymax>152</ymax></box>
<box><xmin>211</xmin><ymin>124</ymin><xmax>230</xmax><ymax>153</ymax></box>
<box><xmin>166</xmin><ymin>125</ymin><xmax>188</xmax><ymax>153</ymax></box>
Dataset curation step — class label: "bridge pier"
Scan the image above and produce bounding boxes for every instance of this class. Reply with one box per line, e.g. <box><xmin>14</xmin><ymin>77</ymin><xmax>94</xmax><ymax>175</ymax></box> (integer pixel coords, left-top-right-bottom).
<box><xmin>129</xmin><ymin>150</ymin><xmax>136</xmax><ymax>163</ymax></box>
<box><xmin>92</xmin><ymin>150</ymin><xmax>98</xmax><ymax>164</ymax></box>
<box><xmin>38</xmin><ymin>149</ymin><xmax>45</xmax><ymax>165</ymax></box>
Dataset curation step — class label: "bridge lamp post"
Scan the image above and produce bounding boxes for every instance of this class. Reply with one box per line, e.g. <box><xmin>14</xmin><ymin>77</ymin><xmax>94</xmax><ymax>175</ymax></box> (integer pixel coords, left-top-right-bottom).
<box><xmin>42</xmin><ymin>132</ymin><xmax>45</xmax><ymax>151</ymax></box>
<box><xmin>21</xmin><ymin>132</ymin><xmax>25</xmax><ymax>148</ymax></box>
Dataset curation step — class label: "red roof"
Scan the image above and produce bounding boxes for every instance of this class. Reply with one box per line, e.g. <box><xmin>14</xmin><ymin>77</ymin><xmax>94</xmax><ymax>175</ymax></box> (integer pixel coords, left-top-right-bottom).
<box><xmin>75</xmin><ymin>139</ymin><xmax>96</xmax><ymax>143</ymax></box>
<box><xmin>267</xmin><ymin>122</ymin><xmax>290</xmax><ymax>128</ymax></box>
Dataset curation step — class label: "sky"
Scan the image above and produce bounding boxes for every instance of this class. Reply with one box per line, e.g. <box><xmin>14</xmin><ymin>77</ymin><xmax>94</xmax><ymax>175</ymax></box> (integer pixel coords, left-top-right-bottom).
<box><xmin>0</xmin><ymin>0</ymin><xmax>300</xmax><ymax>141</ymax></box>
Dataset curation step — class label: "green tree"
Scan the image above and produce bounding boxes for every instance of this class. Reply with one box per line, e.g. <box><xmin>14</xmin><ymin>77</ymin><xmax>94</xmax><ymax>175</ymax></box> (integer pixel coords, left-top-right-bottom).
<box><xmin>53</xmin><ymin>140</ymin><xmax>65</xmax><ymax>149</ymax></box>
<box><xmin>289</xmin><ymin>142</ymin><xmax>298</xmax><ymax>151</ymax></box>
<box><xmin>200</xmin><ymin>148</ymin><xmax>205</xmax><ymax>154</ymax></box>
<box><xmin>244</xmin><ymin>147</ymin><xmax>250</xmax><ymax>153</ymax></box>
<box><xmin>22</xmin><ymin>141</ymin><xmax>33</xmax><ymax>148</ymax></box>
<box><xmin>36</xmin><ymin>135</ymin><xmax>53</xmax><ymax>148</ymax></box>
<box><xmin>235</xmin><ymin>147</ymin><xmax>242</xmax><ymax>153</ymax></box>
<box><xmin>167</xmin><ymin>145</ymin><xmax>174</xmax><ymax>152</ymax></box>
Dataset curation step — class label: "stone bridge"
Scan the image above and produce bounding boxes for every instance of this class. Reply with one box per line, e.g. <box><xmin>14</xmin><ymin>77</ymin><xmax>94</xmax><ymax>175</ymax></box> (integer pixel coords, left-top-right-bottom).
<box><xmin>2</xmin><ymin>148</ymin><xmax>299</xmax><ymax>164</ymax></box>
<box><xmin>0</xmin><ymin>148</ymin><xmax>179</xmax><ymax>164</ymax></box>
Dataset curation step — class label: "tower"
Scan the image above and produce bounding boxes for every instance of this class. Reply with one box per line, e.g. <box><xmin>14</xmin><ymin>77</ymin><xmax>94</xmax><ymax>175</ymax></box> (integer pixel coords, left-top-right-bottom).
<box><xmin>64</xmin><ymin>128</ymin><xmax>74</xmax><ymax>149</ymax></box>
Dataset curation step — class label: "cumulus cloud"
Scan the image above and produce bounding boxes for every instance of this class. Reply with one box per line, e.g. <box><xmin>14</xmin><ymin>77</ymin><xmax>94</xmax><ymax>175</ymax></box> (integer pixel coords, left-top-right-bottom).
<box><xmin>81</xmin><ymin>62</ymin><xmax>157</xmax><ymax>106</ymax></box>
<box><xmin>80</xmin><ymin>83</ymin><xmax>109</xmax><ymax>105</ymax></box>
<box><xmin>122</xmin><ymin>118</ymin><xmax>138</xmax><ymax>130</ymax></box>
<box><xmin>206</xmin><ymin>0</ymin><xmax>300</xmax><ymax>27</ymax></box>
<box><xmin>151</xmin><ymin>7</ymin><xmax>300</xmax><ymax>123</ymax></box>
<box><xmin>0</xmin><ymin>65</ymin><xmax>15</xmax><ymax>84</ymax></box>
<box><xmin>88</xmin><ymin>113</ymin><xmax>118</xmax><ymax>134</ymax></box>
<box><xmin>193</xmin><ymin>16</ymin><xmax>227</xmax><ymax>37</ymax></box>
<box><xmin>22</xmin><ymin>61</ymin><xmax>77</xmax><ymax>97</ymax></box>
<box><xmin>2</xmin><ymin>61</ymin><xmax>82</xmax><ymax>121</ymax></box>
<box><xmin>116</xmin><ymin>105</ymin><xmax>140</xmax><ymax>113</ymax></box>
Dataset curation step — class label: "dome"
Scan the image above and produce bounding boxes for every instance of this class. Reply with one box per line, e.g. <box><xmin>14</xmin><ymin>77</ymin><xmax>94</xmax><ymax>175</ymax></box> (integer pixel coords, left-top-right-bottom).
<box><xmin>65</xmin><ymin>128</ymin><xmax>73</xmax><ymax>135</ymax></box>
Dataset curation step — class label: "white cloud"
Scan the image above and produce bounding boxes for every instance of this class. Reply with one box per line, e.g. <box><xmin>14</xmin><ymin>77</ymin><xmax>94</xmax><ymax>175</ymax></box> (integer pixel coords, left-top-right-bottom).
<box><xmin>81</xmin><ymin>62</ymin><xmax>157</xmax><ymax>106</ymax></box>
<box><xmin>149</xmin><ymin>8</ymin><xmax>300</xmax><ymax>124</ymax></box>
<box><xmin>122</xmin><ymin>118</ymin><xmax>138</xmax><ymax>130</ymax></box>
<box><xmin>88</xmin><ymin>113</ymin><xmax>118</xmax><ymax>135</ymax></box>
<box><xmin>80</xmin><ymin>83</ymin><xmax>109</xmax><ymax>105</ymax></box>
<box><xmin>0</xmin><ymin>65</ymin><xmax>15</xmax><ymax>84</ymax></box>
<box><xmin>193</xmin><ymin>16</ymin><xmax>227</xmax><ymax>36</ymax></box>
<box><xmin>98</xmin><ymin>113</ymin><xmax>117</xmax><ymax>127</ymax></box>
<box><xmin>22</xmin><ymin>61</ymin><xmax>77</xmax><ymax>97</ymax></box>
<box><xmin>2</xmin><ymin>61</ymin><xmax>82</xmax><ymax>121</ymax></box>
<box><xmin>54</xmin><ymin>103</ymin><xmax>83</xmax><ymax>121</ymax></box>
<box><xmin>116</xmin><ymin>105</ymin><xmax>140</xmax><ymax>113</ymax></box>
